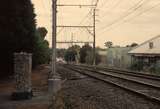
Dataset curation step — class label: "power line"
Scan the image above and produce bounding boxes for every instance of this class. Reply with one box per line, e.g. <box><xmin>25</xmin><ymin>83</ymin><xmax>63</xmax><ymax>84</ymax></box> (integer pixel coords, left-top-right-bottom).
<box><xmin>98</xmin><ymin>0</ymin><xmax>160</xmax><ymax>36</ymax></box>
<box><xmin>78</xmin><ymin>0</ymin><xmax>98</xmax><ymax>26</ymax></box>
<box><xmin>95</xmin><ymin>0</ymin><xmax>100</xmax><ymax>7</ymax></box>
<box><xmin>57</xmin><ymin>27</ymin><xmax>64</xmax><ymax>35</ymax></box>
<box><xmin>101</xmin><ymin>0</ymin><xmax>122</xmax><ymax>18</ymax></box>
<box><xmin>73</xmin><ymin>0</ymin><xmax>96</xmax><ymax>38</ymax></box>
<box><xmin>124</xmin><ymin>2</ymin><xmax>160</xmax><ymax>23</ymax></box>
<box><xmin>78</xmin><ymin>9</ymin><xmax>93</xmax><ymax>25</ymax></box>
<box><xmin>98</xmin><ymin>0</ymin><xmax>149</xmax><ymax>32</ymax></box>
<box><xmin>101</xmin><ymin>0</ymin><xmax>146</xmax><ymax>19</ymax></box>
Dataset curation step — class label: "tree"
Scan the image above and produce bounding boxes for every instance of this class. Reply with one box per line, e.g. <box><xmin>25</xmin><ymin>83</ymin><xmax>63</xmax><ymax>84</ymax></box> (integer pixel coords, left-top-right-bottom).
<box><xmin>85</xmin><ymin>51</ymin><xmax>101</xmax><ymax>65</ymax></box>
<box><xmin>64</xmin><ymin>50</ymin><xmax>77</xmax><ymax>62</ymax></box>
<box><xmin>37</xmin><ymin>27</ymin><xmax>48</xmax><ymax>39</ymax></box>
<box><xmin>80</xmin><ymin>44</ymin><xmax>92</xmax><ymax>63</ymax></box>
<box><xmin>0</xmin><ymin>0</ymin><xmax>37</xmax><ymax>76</ymax></box>
<box><xmin>126</xmin><ymin>43</ymin><xmax>138</xmax><ymax>47</ymax></box>
<box><xmin>64</xmin><ymin>45</ymin><xmax>80</xmax><ymax>63</ymax></box>
<box><xmin>57</xmin><ymin>49</ymin><xmax>66</xmax><ymax>58</ymax></box>
<box><xmin>104</xmin><ymin>41</ymin><xmax>113</xmax><ymax>48</ymax></box>
<box><xmin>32</xmin><ymin>27</ymin><xmax>51</xmax><ymax>66</ymax></box>
<box><xmin>130</xmin><ymin>43</ymin><xmax>138</xmax><ymax>47</ymax></box>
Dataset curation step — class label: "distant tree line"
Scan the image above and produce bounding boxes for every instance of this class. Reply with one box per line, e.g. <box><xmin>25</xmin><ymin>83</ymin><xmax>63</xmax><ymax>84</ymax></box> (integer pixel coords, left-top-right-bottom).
<box><xmin>104</xmin><ymin>41</ymin><xmax>138</xmax><ymax>48</ymax></box>
<box><xmin>62</xmin><ymin>43</ymin><xmax>101</xmax><ymax>65</ymax></box>
<box><xmin>0</xmin><ymin>0</ymin><xmax>51</xmax><ymax>77</ymax></box>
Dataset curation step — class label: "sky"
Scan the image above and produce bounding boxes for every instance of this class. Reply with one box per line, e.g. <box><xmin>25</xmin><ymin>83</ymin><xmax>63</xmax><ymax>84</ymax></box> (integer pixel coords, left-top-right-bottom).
<box><xmin>31</xmin><ymin>0</ymin><xmax>160</xmax><ymax>48</ymax></box>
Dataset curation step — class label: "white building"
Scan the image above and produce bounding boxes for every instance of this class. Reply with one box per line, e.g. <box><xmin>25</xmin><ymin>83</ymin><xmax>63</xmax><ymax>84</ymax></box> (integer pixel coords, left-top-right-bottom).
<box><xmin>128</xmin><ymin>35</ymin><xmax>160</xmax><ymax>72</ymax></box>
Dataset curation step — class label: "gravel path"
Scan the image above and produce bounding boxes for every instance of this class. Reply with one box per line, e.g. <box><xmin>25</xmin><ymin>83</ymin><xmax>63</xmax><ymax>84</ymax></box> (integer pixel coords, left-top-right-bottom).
<box><xmin>55</xmin><ymin>65</ymin><xmax>160</xmax><ymax>109</ymax></box>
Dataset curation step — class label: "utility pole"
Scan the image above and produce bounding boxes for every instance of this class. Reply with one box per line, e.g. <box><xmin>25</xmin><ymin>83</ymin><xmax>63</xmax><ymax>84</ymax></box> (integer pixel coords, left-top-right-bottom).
<box><xmin>51</xmin><ymin>0</ymin><xmax>57</xmax><ymax>78</ymax></box>
<box><xmin>48</xmin><ymin>0</ymin><xmax>61</xmax><ymax>94</ymax></box>
<box><xmin>93</xmin><ymin>9</ymin><xmax>96</xmax><ymax>66</ymax></box>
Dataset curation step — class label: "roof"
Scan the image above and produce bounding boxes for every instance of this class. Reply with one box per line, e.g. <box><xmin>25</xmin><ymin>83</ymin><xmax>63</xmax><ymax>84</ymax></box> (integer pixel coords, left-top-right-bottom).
<box><xmin>128</xmin><ymin>35</ymin><xmax>160</xmax><ymax>55</ymax></box>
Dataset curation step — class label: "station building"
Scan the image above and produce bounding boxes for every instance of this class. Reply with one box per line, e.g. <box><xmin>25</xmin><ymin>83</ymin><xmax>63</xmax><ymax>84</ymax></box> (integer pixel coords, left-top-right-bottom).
<box><xmin>128</xmin><ymin>35</ymin><xmax>160</xmax><ymax>73</ymax></box>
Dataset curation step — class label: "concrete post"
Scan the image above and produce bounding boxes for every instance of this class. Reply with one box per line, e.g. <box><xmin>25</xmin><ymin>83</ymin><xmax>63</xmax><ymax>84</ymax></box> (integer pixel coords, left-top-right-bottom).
<box><xmin>12</xmin><ymin>52</ymin><xmax>32</xmax><ymax>100</ymax></box>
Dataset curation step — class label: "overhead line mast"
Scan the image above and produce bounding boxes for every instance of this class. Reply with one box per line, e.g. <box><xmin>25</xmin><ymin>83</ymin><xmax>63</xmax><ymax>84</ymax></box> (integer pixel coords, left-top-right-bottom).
<box><xmin>56</xmin><ymin>1</ymin><xmax>99</xmax><ymax>65</ymax></box>
<box><xmin>93</xmin><ymin>9</ymin><xmax>96</xmax><ymax>65</ymax></box>
<box><xmin>57</xmin><ymin>4</ymin><xmax>96</xmax><ymax>7</ymax></box>
<box><xmin>51</xmin><ymin>0</ymin><xmax>57</xmax><ymax>78</ymax></box>
<box><xmin>57</xmin><ymin>25</ymin><xmax>94</xmax><ymax>28</ymax></box>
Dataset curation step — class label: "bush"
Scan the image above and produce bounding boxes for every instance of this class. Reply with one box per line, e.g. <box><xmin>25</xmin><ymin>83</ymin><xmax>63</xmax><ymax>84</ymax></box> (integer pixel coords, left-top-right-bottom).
<box><xmin>0</xmin><ymin>0</ymin><xmax>36</xmax><ymax>77</ymax></box>
<box><xmin>0</xmin><ymin>1</ymin><xmax>51</xmax><ymax>77</ymax></box>
<box><xmin>64</xmin><ymin>45</ymin><xmax>79</xmax><ymax>63</ymax></box>
<box><xmin>130</xmin><ymin>61</ymin><xmax>143</xmax><ymax>71</ymax></box>
<box><xmin>85</xmin><ymin>51</ymin><xmax>101</xmax><ymax>65</ymax></box>
<box><xmin>32</xmin><ymin>33</ymin><xmax>51</xmax><ymax>67</ymax></box>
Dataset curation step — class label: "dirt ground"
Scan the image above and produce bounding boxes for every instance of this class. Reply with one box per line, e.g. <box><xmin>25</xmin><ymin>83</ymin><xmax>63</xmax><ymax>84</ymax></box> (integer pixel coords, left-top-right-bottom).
<box><xmin>0</xmin><ymin>64</ymin><xmax>52</xmax><ymax>109</ymax></box>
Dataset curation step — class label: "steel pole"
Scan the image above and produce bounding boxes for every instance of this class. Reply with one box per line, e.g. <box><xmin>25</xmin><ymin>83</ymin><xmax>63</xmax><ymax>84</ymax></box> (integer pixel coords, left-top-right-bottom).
<box><xmin>93</xmin><ymin>9</ymin><xmax>96</xmax><ymax>66</ymax></box>
<box><xmin>48</xmin><ymin>0</ymin><xmax>61</xmax><ymax>94</ymax></box>
<box><xmin>51</xmin><ymin>0</ymin><xmax>57</xmax><ymax>78</ymax></box>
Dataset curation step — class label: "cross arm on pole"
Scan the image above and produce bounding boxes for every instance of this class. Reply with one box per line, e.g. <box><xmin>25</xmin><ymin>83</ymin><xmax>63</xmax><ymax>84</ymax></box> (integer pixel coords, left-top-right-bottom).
<box><xmin>57</xmin><ymin>25</ymin><xmax>94</xmax><ymax>28</ymax></box>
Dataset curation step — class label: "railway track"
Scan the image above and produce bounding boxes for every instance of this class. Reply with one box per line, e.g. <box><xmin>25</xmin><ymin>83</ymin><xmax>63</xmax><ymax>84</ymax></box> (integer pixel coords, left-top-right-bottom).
<box><xmin>76</xmin><ymin>64</ymin><xmax>160</xmax><ymax>87</ymax></box>
<box><xmin>63</xmin><ymin>64</ymin><xmax>160</xmax><ymax>104</ymax></box>
<box><xmin>80</xmin><ymin>64</ymin><xmax>160</xmax><ymax>81</ymax></box>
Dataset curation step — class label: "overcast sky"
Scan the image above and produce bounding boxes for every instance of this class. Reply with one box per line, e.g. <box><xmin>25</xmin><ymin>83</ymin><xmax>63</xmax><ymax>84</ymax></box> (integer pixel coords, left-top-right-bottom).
<box><xmin>32</xmin><ymin>0</ymin><xmax>160</xmax><ymax>48</ymax></box>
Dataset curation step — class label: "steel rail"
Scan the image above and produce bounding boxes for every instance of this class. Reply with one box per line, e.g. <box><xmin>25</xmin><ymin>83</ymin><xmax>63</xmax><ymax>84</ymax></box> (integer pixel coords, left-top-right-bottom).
<box><xmin>78</xmin><ymin>64</ymin><xmax>160</xmax><ymax>81</ymax></box>
<box><xmin>64</xmin><ymin>64</ymin><xmax>160</xmax><ymax>104</ymax></box>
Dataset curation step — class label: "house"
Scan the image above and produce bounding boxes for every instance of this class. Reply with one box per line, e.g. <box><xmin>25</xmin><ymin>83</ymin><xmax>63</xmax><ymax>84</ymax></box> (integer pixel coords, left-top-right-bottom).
<box><xmin>106</xmin><ymin>47</ymin><xmax>132</xmax><ymax>68</ymax></box>
<box><xmin>128</xmin><ymin>35</ymin><xmax>160</xmax><ymax>72</ymax></box>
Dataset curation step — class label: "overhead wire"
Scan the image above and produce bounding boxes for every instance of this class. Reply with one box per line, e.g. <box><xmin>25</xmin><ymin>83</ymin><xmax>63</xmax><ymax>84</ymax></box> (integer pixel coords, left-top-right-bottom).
<box><xmin>50</xmin><ymin>0</ymin><xmax>100</xmax><ymax>46</ymax></box>
<box><xmin>124</xmin><ymin>1</ymin><xmax>160</xmax><ymax>23</ymax></box>
<box><xmin>98</xmin><ymin>0</ymin><xmax>149</xmax><ymax>32</ymax></box>
<box><xmin>98</xmin><ymin>0</ymin><xmax>160</xmax><ymax>36</ymax></box>
<box><xmin>57</xmin><ymin>27</ymin><xmax>64</xmax><ymax>36</ymax></box>
<box><xmin>78</xmin><ymin>0</ymin><xmax>96</xmax><ymax>26</ymax></box>
<box><xmin>73</xmin><ymin>0</ymin><xmax>97</xmax><ymax>41</ymax></box>
<box><xmin>101</xmin><ymin>0</ymin><xmax>146</xmax><ymax>19</ymax></box>
<box><xmin>101</xmin><ymin>0</ymin><xmax>122</xmax><ymax>18</ymax></box>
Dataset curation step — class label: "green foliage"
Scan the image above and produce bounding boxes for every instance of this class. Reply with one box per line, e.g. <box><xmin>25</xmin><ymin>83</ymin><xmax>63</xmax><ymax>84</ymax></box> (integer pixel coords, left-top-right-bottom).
<box><xmin>130</xmin><ymin>43</ymin><xmax>138</xmax><ymax>47</ymax></box>
<box><xmin>85</xmin><ymin>51</ymin><xmax>94</xmax><ymax>64</ymax></box>
<box><xmin>80</xmin><ymin>44</ymin><xmax>92</xmax><ymax>63</ymax></box>
<box><xmin>32</xmin><ymin>30</ymin><xmax>51</xmax><ymax>67</ymax></box>
<box><xmin>126</xmin><ymin>43</ymin><xmax>138</xmax><ymax>47</ymax></box>
<box><xmin>130</xmin><ymin>61</ymin><xmax>143</xmax><ymax>71</ymax></box>
<box><xmin>95</xmin><ymin>51</ymin><xmax>101</xmax><ymax>65</ymax></box>
<box><xmin>0</xmin><ymin>1</ymin><xmax>51</xmax><ymax>77</ymax></box>
<box><xmin>64</xmin><ymin>45</ymin><xmax>80</xmax><ymax>62</ymax></box>
<box><xmin>64</xmin><ymin>50</ymin><xmax>76</xmax><ymax>62</ymax></box>
<box><xmin>37</xmin><ymin>27</ymin><xmax>48</xmax><ymax>39</ymax></box>
<box><xmin>85</xmin><ymin>51</ymin><xmax>101</xmax><ymax>65</ymax></box>
<box><xmin>79</xmin><ymin>44</ymin><xmax>101</xmax><ymax>65</ymax></box>
<box><xmin>104</xmin><ymin>41</ymin><xmax>113</xmax><ymax>48</ymax></box>
<box><xmin>57</xmin><ymin>49</ymin><xmax>66</xmax><ymax>58</ymax></box>
<box><xmin>0</xmin><ymin>0</ymin><xmax>36</xmax><ymax>76</ymax></box>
